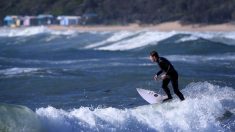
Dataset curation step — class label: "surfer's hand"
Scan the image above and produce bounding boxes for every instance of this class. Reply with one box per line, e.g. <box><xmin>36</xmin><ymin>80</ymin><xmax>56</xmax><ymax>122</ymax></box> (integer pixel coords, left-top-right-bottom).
<box><xmin>154</xmin><ymin>74</ymin><xmax>158</xmax><ymax>80</ymax></box>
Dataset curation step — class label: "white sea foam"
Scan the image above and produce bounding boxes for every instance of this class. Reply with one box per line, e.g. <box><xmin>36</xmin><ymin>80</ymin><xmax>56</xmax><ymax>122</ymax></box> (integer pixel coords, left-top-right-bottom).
<box><xmin>82</xmin><ymin>31</ymin><xmax>235</xmax><ymax>51</ymax></box>
<box><xmin>0</xmin><ymin>26</ymin><xmax>49</xmax><ymax>37</ymax></box>
<box><xmin>36</xmin><ymin>82</ymin><xmax>235</xmax><ymax>132</ymax></box>
<box><xmin>0</xmin><ymin>26</ymin><xmax>77</xmax><ymax>37</ymax></box>
<box><xmin>97</xmin><ymin>31</ymin><xmax>177</xmax><ymax>51</ymax></box>
<box><xmin>85</xmin><ymin>31</ymin><xmax>137</xmax><ymax>49</ymax></box>
<box><xmin>95</xmin><ymin>31</ymin><xmax>235</xmax><ymax>51</ymax></box>
<box><xmin>178</xmin><ymin>35</ymin><xmax>199</xmax><ymax>42</ymax></box>
<box><xmin>177</xmin><ymin>31</ymin><xmax>235</xmax><ymax>46</ymax></box>
<box><xmin>49</xmin><ymin>29</ymin><xmax>77</xmax><ymax>36</ymax></box>
<box><xmin>0</xmin><ymin>67</ymin><xmax>40</xmax><ymax>76</ymax></box>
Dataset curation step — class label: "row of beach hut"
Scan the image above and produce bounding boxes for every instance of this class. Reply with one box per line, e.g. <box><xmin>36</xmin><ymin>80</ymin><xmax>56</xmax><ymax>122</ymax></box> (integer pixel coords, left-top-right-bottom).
<box><xmin>3</xmin><ymin>14</ymin><xmax>97</xmax><ymax>27</ymax></box>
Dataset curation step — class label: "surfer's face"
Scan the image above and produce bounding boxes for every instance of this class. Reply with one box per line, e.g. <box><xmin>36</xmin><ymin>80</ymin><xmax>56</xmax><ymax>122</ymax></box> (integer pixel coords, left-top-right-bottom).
<box><xmin>150</xmin><ymin>55</ymin><xmax>157</xmax><ymax>62</ymax></box>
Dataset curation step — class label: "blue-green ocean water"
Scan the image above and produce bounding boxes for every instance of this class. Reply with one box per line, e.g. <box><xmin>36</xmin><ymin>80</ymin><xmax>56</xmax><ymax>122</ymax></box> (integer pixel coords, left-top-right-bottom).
<box><xmin>0</xmin><ymin>27</ymin><xmax>234</xmax><ymax>132</ymax></box>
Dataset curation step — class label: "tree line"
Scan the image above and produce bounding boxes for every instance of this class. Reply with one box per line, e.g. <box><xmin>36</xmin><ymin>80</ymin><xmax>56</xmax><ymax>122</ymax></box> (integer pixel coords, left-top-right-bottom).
<box><xmin>1</xmin><ymin>0</ymin><xmax>235</xmax><ymax>25</ymax></box>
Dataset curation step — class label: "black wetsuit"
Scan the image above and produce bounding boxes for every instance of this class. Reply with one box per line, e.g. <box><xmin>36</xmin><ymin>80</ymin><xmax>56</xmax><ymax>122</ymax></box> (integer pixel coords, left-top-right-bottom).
<box><xmin>156</xmin><ymin>57</ymin><xmax>185</xmax><ymax>101</ymax></box>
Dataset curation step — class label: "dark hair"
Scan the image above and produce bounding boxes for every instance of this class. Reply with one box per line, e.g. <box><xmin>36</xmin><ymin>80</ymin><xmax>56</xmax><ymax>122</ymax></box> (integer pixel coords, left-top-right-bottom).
<box><xmin>150</xmin><ymin>51</ymin><xmax>159</xmax><ymax>57</ymax></box>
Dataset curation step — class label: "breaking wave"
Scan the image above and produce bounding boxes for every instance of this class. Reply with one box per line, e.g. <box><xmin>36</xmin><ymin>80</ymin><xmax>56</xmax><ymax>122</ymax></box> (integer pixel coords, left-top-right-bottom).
<box><xmin>0</xmin><ymin>26</ymin><xmax>76</xmax><ymax>37</ymax></box>
<box><xmin>0</xmin><ymin>67</ymin><xmax>40</xmax><ymax>76</ymax></box>
<box><xmin>35</xmin><ymin>82</ymin><xmax>235</xmax><ymax>132</ymax></box>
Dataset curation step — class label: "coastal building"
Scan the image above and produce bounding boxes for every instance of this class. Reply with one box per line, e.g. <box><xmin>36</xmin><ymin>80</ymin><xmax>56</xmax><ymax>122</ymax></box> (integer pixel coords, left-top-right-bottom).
<box><xmin>4</xmin><ymin>16</ymin><xmax>23</xmax><ymax>27</ymax></box>
<box><xmin>57</xmin><ymin>16</ymin><xmax>81</xmax><ymax>26</ymax></box>
<box><xmin>23</xmin><ymin>16</ymin><xmax>38</xmax><ymax>26</ymax></box>
<box><xmin>37</xmin><ymin>14</ymin><xmax>54</xmax><ymax>25</ymax></box>
<box><xmin>3</xmin><ymin>14</ymin><xmax>100</xmax><ymax>27</ymax></box>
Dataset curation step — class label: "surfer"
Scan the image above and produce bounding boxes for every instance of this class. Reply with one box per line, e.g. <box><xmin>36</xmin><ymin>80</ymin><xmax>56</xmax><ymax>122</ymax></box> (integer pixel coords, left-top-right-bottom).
<box><xmin>150</xmin><ymin>51</ymin><xmax>185</xmax><ymax>102</ymax></box>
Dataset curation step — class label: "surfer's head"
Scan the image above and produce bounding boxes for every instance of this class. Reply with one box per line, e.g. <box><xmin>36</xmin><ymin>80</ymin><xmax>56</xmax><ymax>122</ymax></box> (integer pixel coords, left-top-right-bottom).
<box><xmin>150</xmin><ymin>51</ymin><xmax>159</xmax><ymax>62</ymax></box>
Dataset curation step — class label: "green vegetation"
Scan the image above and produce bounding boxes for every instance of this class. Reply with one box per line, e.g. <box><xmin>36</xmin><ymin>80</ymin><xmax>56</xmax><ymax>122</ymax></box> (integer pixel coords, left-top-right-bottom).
<box><xmin>1</xmin><ymin>0</ymin><xmax>235</xmax><ymax>25</ymax></box>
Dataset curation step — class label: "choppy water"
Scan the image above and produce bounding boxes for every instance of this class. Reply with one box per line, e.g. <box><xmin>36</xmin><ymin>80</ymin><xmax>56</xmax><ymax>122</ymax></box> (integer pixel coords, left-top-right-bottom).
<box><xmin>0</xmin><ymin>26</ymin><xmax>235</xmax><ymax>132</ymax></box>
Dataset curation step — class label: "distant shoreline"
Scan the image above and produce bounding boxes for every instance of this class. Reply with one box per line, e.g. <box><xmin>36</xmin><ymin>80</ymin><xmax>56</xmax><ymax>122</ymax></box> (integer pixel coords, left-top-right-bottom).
<box><xmin>1</xmin><ymin>21</ymin><xmax>235</xmax><ymax>32</ymax></box>
<box><xmin>47</xmin><ymin>21</ymin><xmax>235</xmax><ymax>32</ymax></box>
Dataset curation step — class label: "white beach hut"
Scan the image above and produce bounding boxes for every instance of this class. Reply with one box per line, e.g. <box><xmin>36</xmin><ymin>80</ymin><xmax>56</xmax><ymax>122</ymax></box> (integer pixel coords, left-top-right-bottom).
<box><xmin>57</xmin><ymin>16</ymin><xmax>81</xmax><ymax>26</ymax></box>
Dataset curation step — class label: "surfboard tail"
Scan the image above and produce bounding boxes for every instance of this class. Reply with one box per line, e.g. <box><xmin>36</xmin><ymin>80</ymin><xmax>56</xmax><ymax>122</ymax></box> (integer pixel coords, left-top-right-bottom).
<box><xmin>136</xmin><ymin>88</ymin><xmax>164</xmax><ymax>104</ymax></box>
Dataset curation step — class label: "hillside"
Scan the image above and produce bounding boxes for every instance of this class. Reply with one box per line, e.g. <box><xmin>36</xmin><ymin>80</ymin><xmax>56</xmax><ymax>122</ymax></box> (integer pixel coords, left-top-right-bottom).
<box><xmin>1</xmin><ymin>0</ymin><xmax>235</xmax><ymax>25</ymax></box>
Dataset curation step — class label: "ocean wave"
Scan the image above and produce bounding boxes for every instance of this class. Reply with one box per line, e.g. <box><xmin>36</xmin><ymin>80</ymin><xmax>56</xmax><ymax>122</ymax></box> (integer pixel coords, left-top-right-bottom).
<box><xmin>166</xmin><ymin>53</ymin><xmax>235</xmax><ymax>63</ymax></box>
<box><xmin>176</xmin><ymin>31</ymin><xmax>235</xmax><ymax>46</ymax></box>
<box><xmin>86</xmin><ymin>31</ymin><xmax>235</xmax><ymax>51</ymax></box>
<box><xmin>140</xmin><ymin>53</ymin><xmax>235</xmax><ymax>64</ymax></box>
<box><xmin>0</xmin><ymin>103</ymin><xmax>42</xmax><ymax>132</ymax></box>
<box><xmin>0</xmin><ymin>57</ymin><xmax>101</xmax><ymax>65</ymax></box>
<box><xmin>0</xmin><ymin>26</ymin><xmax>77</xmax><ymax>37</ymax></box>
<box><xmin>85</xmin><ymin>31</ymin><xmax>138</xmax><ymax>49</ymax></box>
<box><xmin>0</xmin><ymin>26</ymin><xmax>49</xmax><ymax>37</ymax></box>
<box><xmin>97</xmin><ymin>31</ymin><xmax>177</xmax><ymax>51</ymax></box>
<box><xmin>1</xmin><ymin>27</ymin><xmax>235</xmax><ymax>51</ymax></box>
<box><xmin>36</xmin><ymin>82</ymin><xmax>235</xmax><ymax>132</ymax></box>
<box><xmin>0</xmin><ymin>67</ymin><xmax>40</xmax><ymax>76</ymax></box>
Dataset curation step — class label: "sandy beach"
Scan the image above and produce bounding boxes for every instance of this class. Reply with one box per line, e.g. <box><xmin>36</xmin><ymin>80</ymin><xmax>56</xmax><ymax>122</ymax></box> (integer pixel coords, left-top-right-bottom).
<box><xmin>48</xmin><ymin>21</ymin><xmax>235</xmax><ymax>32</ymax></box>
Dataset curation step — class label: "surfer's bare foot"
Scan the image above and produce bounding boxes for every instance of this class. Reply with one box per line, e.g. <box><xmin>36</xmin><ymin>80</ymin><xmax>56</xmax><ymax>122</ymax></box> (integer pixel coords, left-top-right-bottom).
<box><xmin>162</xmin><ymin>97</ymin><xmax>172</xmax><ymax>102</ymax></box>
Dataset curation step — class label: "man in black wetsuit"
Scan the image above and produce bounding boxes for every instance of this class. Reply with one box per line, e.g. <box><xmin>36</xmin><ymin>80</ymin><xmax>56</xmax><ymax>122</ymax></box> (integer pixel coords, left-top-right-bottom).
<box><xmin>149</xmin><ymin>51</ymin><xmax>185</xmax><ymax>102</ymax></box>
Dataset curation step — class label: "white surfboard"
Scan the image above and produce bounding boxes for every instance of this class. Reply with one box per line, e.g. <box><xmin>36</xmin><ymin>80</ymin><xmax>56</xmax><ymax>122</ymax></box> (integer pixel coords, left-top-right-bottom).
<box><xmin>136</xmin><ymin>88</ymin><xmax>167</xmax><ymax>104</ymax></box>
